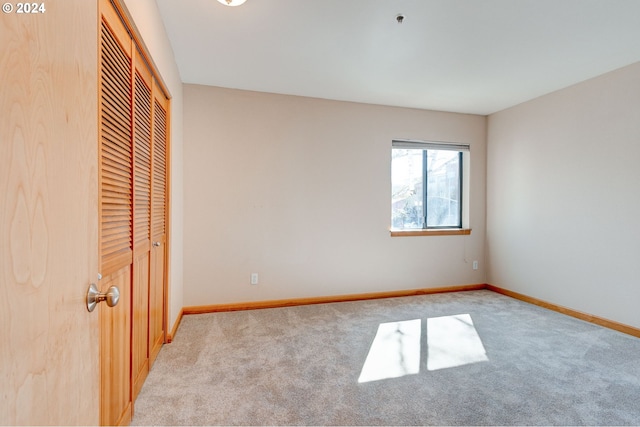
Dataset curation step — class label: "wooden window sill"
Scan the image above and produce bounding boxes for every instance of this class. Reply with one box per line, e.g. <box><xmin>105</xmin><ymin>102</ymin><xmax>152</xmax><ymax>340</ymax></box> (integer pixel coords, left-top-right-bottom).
<box><xmin>390</xmin><ymin>228</ymin><xmax>472</xmax><ymax>237</ymax></box>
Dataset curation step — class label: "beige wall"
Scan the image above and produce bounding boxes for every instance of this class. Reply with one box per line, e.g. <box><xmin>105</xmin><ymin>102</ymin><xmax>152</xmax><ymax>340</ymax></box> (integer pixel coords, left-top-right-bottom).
<box><xmin>183</xmin><ymin>85</ymin><xmax>486</xmax><ymax>306</ymax></box>
<box><xmin>123</xmin><ymin>0</ymin><xmax>184</xmax><ymax>330</ymax></box>
<box><xmin>487</xmin><ymin>61</ymin><xmax>640</xmax><ymax>328</ymax></box>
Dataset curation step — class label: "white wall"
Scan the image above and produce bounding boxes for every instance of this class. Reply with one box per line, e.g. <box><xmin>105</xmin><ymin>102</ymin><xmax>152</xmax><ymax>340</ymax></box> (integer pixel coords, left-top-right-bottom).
<box><xmin>183</xmin><ymin>85</ymin><xmax>486</xmax><ymax>306</ymax></box>
<box><xmin>122</xmin><ymin>0</ymin><xmax>184</xmax><ymax>331</ymax></box>
<box><xmin>487</xmin><ymin>62</ymin><xmax>640</xmax><ymax>328</ymax></box>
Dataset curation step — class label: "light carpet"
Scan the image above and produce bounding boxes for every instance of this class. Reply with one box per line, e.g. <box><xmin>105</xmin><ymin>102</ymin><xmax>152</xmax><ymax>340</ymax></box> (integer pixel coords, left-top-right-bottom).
<box><xmin>131</xmin><ymin>290</ymin><xmax>640</xmax><ymax>425</ymax></box>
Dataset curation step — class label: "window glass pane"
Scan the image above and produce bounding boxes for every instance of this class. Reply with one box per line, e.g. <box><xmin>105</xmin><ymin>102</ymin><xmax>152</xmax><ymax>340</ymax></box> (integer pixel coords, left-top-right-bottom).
<box><xmin>391</xmin><ymin>149</ymin><xmax>424</xmax><ymax>229</ymax></box>
<box><xmin>426</xmin><ymin>150</ymin><xmax>460</xmax><ymax>227</ymax></box>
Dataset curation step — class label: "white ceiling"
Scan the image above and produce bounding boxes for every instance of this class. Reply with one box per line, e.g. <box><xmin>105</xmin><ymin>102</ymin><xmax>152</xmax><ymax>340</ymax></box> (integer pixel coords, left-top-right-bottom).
<box><xmin>155</xmin><ymin>0</ymin><xmax>640</xmax><ymax>115</ymax></box>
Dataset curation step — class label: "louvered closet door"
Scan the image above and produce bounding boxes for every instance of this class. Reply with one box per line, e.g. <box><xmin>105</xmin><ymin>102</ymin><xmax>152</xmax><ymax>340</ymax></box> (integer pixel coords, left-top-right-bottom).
<box><xmin>149</xmin><ymin>89</ymin><xmax>169</xmax><ymax>366</ymax></box>
<box><xmin>98</xmin><ymin>0</ymin><xmax>171</xmax><ymax>420</ymax></box>
<box><xmin>132</xmin><ymin>49</ymin><xmax>153</xmax><ymax>400</ymax></box>
<box><xmin>98</xmin><ymin>4</ymin><xmax>133</xmax><ymax>426</ymax></box>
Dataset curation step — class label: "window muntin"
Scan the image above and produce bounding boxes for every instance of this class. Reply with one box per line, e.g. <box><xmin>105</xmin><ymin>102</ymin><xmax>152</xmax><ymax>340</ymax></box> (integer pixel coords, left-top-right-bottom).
<box><xmin>391</xmin><ymin>140</ymin><xmax>467</xmax><ymax>230</ymax></box>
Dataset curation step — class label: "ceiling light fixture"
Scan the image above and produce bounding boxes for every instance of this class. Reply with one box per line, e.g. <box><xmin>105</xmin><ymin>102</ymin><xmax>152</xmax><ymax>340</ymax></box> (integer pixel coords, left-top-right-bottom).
<box><xmin>217</xmin><ymin>0</ymin><xmax>247</xmax><ymax>6</ymax></box>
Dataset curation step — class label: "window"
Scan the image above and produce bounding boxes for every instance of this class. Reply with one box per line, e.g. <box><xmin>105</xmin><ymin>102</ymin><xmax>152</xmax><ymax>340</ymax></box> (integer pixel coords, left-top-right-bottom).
<box><xmin>391</xmin><ymin>140</ymin><xmax>470</xmax><ymax>233</ymax></box>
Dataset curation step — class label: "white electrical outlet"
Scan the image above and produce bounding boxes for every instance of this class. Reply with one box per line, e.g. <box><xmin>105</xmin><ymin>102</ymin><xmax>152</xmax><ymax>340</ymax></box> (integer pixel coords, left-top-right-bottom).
<box><xmin>472</xmin><ymin>261</ymin><xmax>478</xmax><ymax>270</ymax></box>
<box><xmin>250</xmin><ymin>273</ymin><xmax>259</xmax><ymax>285</ymax></box>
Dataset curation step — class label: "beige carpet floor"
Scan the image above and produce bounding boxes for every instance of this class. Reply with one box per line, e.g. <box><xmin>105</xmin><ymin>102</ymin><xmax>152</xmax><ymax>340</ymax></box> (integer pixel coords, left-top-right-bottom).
<box><xmin>131</xmin><ymin>290</ymin><xmax>640</xmax><ymax>425</ymax></box>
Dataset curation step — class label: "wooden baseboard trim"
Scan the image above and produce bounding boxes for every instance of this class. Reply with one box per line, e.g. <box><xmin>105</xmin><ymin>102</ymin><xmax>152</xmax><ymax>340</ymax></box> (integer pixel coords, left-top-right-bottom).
<box><xmin>166</xmin><ymin>308</ymin><xmax>184</xmax><ymax>343</ymax></box>
<box><xmin>486</xmin><ymin>284</ymin><xmax>640</xmax><ymax>339</ymax></box>
<box><xmin>182</xmin><ymin>284</ymin><xmax>486</xmax><ymax>315</ymax></box>
<box><xmin>178</xmin><ymin>283</ymin><xmax>640</xmax><ymax>340</ymax></box>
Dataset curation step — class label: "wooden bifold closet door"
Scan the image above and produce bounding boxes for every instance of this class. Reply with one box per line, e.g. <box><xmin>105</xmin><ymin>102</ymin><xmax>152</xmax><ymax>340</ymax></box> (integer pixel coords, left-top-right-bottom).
<box><xmin>150</xmin><ymin>91</ymin><xmax>169</xmax><ymax>366</ymax></box>
<box><xmin>98</xmin><ymin>0</ymin><xmax>170</xmax><ymax>424</ymax></box>
<box><xmin>98</xmin><ymin>5</ymin><xmax>133</xmax><ymax>425</ymax></box>
<box><xmin>132</xmin><ymin>48</ymin><xmax>153</xmax><ymax>401</ymax></box>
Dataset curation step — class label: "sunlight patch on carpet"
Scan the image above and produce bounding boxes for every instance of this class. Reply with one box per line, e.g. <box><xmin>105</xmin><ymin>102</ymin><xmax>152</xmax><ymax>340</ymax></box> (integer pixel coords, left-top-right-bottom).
<box><xmin>426</xmin><ymin>313</ymin><xmax>488</xmax><ymax>371</ymax></box>
<box><xmin>358</xmin><ymin>319</ymin><xmax>421</xmax><ymax>383</ymax></box>
<box><xmin>358</xmin><ymin>314</ymin><xmax>489</xmax><ymax>383</ymax></box>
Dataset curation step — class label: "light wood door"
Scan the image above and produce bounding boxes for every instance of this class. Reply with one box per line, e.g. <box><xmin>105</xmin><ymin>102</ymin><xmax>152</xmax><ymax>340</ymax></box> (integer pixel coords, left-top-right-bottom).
<box><xmin>0</xmin><ymin>1</ymin><xmax>99</xmax><ymax>425</ymax></box>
